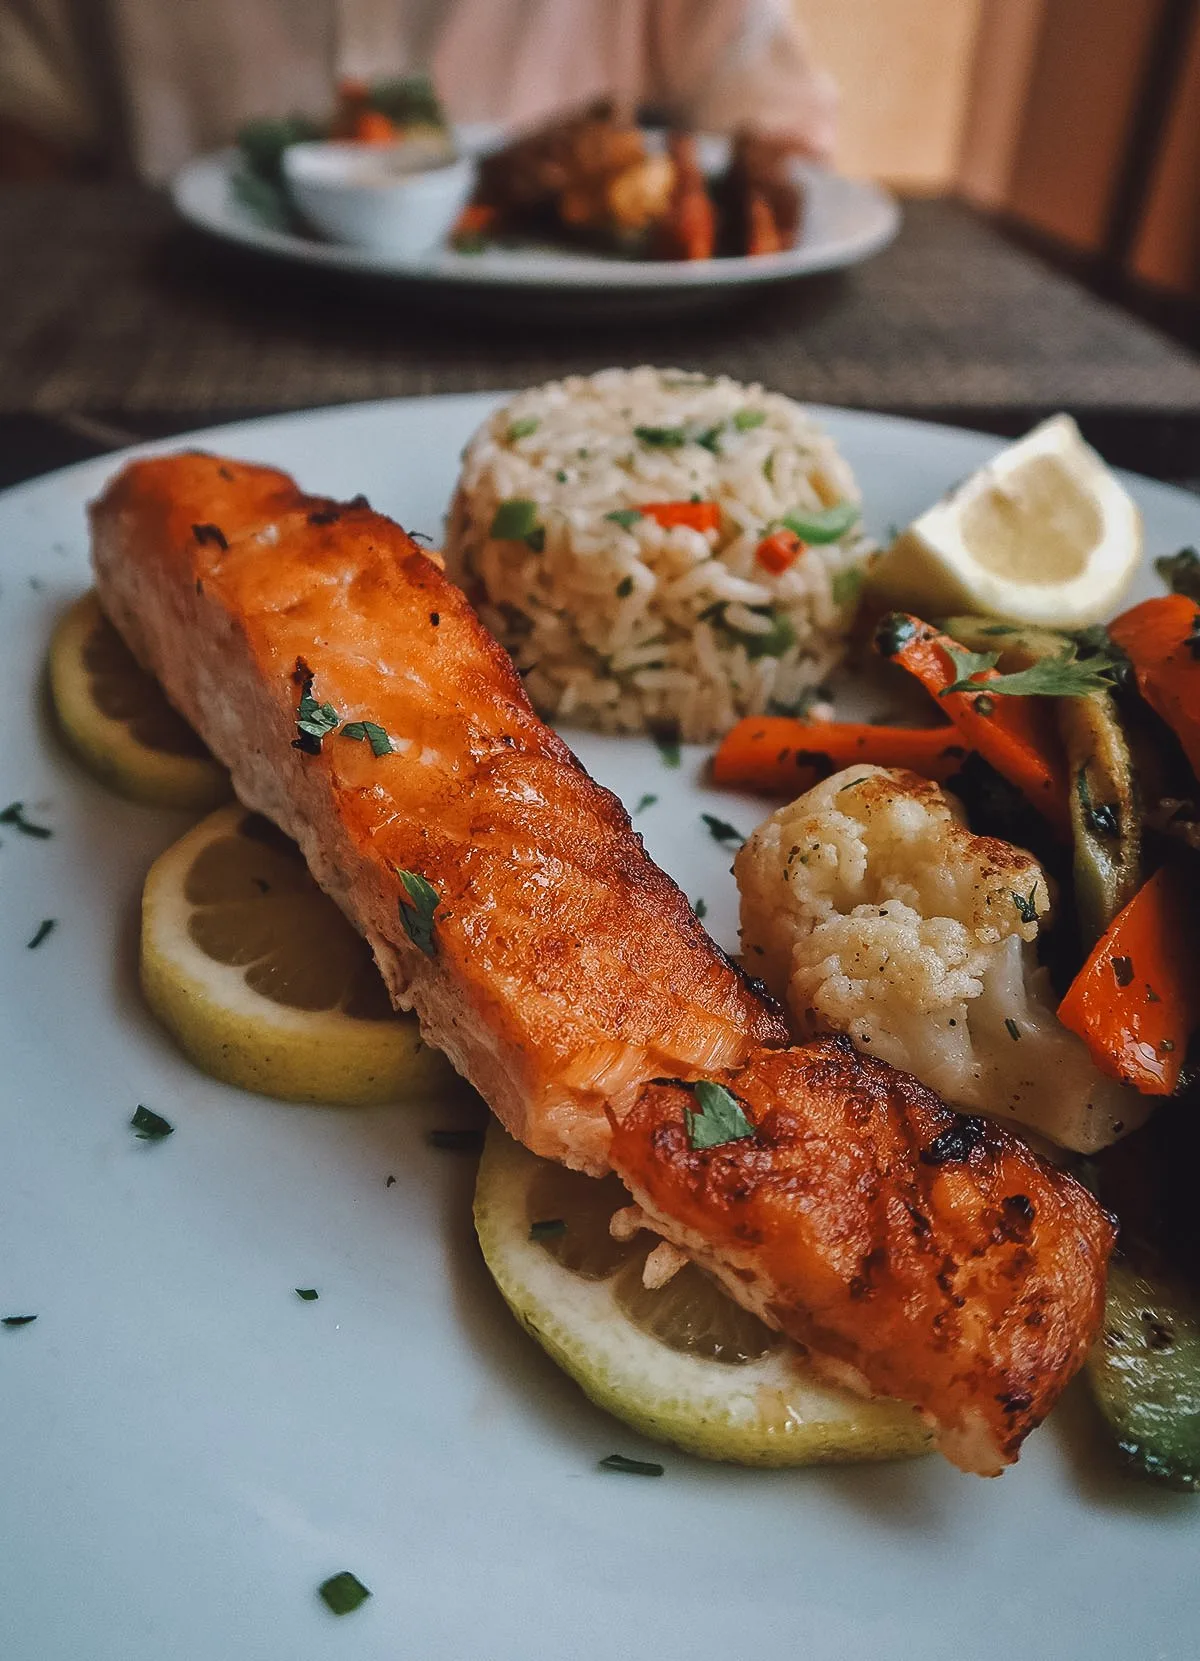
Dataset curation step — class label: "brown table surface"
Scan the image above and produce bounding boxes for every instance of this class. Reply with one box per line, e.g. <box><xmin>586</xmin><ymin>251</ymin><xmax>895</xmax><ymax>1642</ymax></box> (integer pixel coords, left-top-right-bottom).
<box><xmin>2</xmin><ymin>181</ymin><xmax>1200</xmax><ymax>489</ymax></box>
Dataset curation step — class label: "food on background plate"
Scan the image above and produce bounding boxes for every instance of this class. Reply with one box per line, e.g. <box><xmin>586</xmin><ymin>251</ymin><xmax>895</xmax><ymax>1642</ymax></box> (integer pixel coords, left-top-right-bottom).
<box><xmin>446</xmin><ymin>367</ymin><xmax>871</xmax><ymax>742</ymax></box>
<box><xmin>85</xmin><ymin>447</ymin><xmax>1112</xmax><ymax>1477</ymax></box>
<box><xmin>462</xmin><ymin>103</ymin><xmax>803</xmax><ymax>260</ymax></box>
<box><xmin>141</xmin><ymin>804</ymin><xmax>453</xmax><ymax>1106</ymax></box>
<box><xmin>233</xmin><ymin>75</ymin><xmax>452</xmax><ymax>229</ymax></box>
<box><xmin>864</xmin><ymin>416</ymin><xmax>1142</xmax><ymax>629</ymax></box>
<box><xmin>49</xmin><ymin>590</ymin><xmax>232</xmax><ymax>810</ymax></box>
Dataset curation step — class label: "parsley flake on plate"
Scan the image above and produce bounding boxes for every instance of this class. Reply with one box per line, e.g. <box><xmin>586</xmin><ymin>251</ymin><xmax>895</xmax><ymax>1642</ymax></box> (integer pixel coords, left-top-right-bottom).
<box><xmin>684</xmin><ymin>1079</ymin><xmax>755</xmax><ymax>1151</ymax></box>
<box><xmin>693</xmin><ymin>897</ymin><xmax>708</xmax><ymax>919</ymax></box>
<box><xmin>529</xmin><ymin>1218</ymin><xmax>567</xmax><ymax>1241</ymax></box>
<box><xmin>26</xmin><ymin>919</ymin><xmax>56</xmax><ymax>950</ymax></box>
<box><xmin>599</xmin><ymin>1453</ymin><xmax>664</xmax><ymax>1476</ymax></box>
<box><xmin>130</xmin><ymin>1104</ymin><xmax>173</xmax><ymax>1141</ymax></box>
<box><xmin>341</xmin><ymin>720</ymin><xmax>393</xmax><ymax>757</ymax></box>
<box><xmin>318</xmin><ymin>1572</ymin><xmax>371</xmax><ymax>1616</ymax></box>
<box><xmin>649</xmin><ymin>719</ymin><xmax>682</xmax><ymax>769</ymax></box>
<box><xmin>634</xmin><ymin>793</ymin><xmax>658</xmax><ymax>815</ymax></box>
<box><xmin>0</xmin><ymin>802</ymin><xmax>52</xmax><ymax>839</ymax></box>
<box><xmin>295</xmin><ymin>1288</ymin><xmax>319</xmax><ymax>1301</ymax></box>
<box><xmin>397</xmin><ymin>869</ymin><xmax>439</xmax><ymax>956</ymax></box>
<box><xmin>700</xmin><ymin>813</ymin><xmax>745</xmax><ymax>850</ymax></box>
<box><xmin>2</xmin><ymin>1314</ymin><xmax>37</xmax><ymax>1327</ymax></box>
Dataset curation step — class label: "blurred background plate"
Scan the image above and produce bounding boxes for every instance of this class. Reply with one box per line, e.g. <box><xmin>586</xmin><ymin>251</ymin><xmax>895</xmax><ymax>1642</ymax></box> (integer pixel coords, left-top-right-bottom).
<box><xmin>171</xmin><ymin>133</ymin><xmax>900</xmax><ymax>322</ymax></box>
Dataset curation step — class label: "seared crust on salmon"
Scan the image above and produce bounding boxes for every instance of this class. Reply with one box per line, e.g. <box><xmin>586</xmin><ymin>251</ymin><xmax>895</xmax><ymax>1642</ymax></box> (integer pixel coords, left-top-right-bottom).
<box><xmin>608</xmin><ymin>1038</ymin><xmax>1115</xmax><ymax>1475</ymax></box>
<box><xmin>90</xmin><ymin>452</ymin><xmax>1115</xmax><ymax>1472</ymax></box>
<box><xmin>90</xmin><ymin>453</ymin><xmax>787</xmax><ymax>1172</ymax></box>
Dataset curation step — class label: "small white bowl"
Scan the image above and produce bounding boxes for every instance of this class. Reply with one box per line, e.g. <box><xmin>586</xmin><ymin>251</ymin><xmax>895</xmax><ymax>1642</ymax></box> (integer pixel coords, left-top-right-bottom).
<box><xmin>282</xmin><ymin>140</ymin><xmax>474</xmax><ymax>257</ymax></box>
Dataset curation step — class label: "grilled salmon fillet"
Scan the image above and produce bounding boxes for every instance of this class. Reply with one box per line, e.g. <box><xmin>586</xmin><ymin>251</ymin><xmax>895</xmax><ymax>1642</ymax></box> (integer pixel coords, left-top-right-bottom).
<box><xmin>90</xmin><ymin>452</ymin><xmax>1113</xmax><ymax>1472</ymax></box>
<box><xmin>90</xmin><ymin>453</ymin><xmax>786</xmax><ymax>1173</ymax></box>
<box><xmin>609</xmin><ymin>1040</ymin><xmax>1114</xmax><ymax>1475</ymax></box>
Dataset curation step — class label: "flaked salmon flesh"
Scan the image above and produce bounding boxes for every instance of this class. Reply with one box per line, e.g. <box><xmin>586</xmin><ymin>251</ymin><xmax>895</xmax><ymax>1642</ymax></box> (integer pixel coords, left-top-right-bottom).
<box><xmin>90</xmin><ymin>453</ymin><xmax>1115</xmax><ymax>1475</ymax></box>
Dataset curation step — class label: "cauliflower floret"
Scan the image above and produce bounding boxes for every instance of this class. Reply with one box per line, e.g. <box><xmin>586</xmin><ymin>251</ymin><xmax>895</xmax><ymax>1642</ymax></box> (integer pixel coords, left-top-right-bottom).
<box><xmin>736</xmin><ymin>765</ymin><xmax>1149</xmax><ymax>1153</ymax></box>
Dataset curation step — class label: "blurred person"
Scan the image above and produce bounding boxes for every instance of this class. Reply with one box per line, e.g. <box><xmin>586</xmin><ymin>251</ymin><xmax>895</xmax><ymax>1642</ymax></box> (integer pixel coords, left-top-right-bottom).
<box><xmin>0</xmin><ymin>0</ymin><xmax>837</xmax><ymax>181</ymax></box>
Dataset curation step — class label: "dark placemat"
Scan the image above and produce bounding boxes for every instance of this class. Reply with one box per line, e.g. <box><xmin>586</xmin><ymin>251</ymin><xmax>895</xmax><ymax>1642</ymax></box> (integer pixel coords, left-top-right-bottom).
<box><xmin>3</xmin><ymin>183</ymin><xmax>1200</xmax><ymax>421</ymax></box>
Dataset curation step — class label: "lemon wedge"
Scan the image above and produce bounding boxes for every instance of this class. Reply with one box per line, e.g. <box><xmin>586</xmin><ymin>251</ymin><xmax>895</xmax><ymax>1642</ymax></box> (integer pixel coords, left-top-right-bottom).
<box><xmin>141</xmin><ymin>804</ymin><xmax>454</xmax><ymax>1105</ymax></box>
<box><xmin>866</xmin><ymin>415</ymin><xmax>1142</xmax><ymax>628</ymax></box>
<box><xmin>49</xmin><ymin>591</ymin><xmax>232</xmax><ymax>811</ymax></box>
<box><xmin>474</xmin><ymin>1123</ymin><xmax>931</xmax><ymax>1467</ymax></box>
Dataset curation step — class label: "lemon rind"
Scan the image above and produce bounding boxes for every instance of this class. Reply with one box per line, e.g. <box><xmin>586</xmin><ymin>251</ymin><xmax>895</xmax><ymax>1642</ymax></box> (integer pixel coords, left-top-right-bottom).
<box><xmin>474</xmin><ymin>1123</ymin><xmax>932</xmax><ymax>1467</ymax></box>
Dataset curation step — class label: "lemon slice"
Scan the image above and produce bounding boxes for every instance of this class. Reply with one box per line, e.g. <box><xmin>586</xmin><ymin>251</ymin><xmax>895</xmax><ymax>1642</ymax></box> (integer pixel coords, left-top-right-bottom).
<box><xmin>49</xmin><ymin>590</ymin><xmax>232</xmax><ymax>810</ymax></box>
<box><xmin>474</xmin><ymin>1123</ymin><xmax>931</xmax><ymax>1466</ymax></box>
<box><xmin>141</xmin><ymin>804</ymin><xmax>454</xmax><ymax>1105</ymax></box>
<box><xmin>865</xmin><ymin>415</ymin><xmax>1142</xmax><ymax>628</ymax></box>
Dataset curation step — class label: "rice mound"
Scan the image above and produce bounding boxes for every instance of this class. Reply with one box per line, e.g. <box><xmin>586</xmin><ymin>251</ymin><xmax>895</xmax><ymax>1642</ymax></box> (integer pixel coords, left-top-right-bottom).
<box><xmin>445</xmin><ymin>367</ymin><xmax>872</xmax><ymax>742</ymax></box>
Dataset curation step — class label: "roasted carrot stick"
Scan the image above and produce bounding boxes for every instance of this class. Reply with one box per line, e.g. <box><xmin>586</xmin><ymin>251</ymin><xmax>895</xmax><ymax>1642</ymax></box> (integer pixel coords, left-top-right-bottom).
<box><xmin>640</xmin><ymin>500</ymin><xmax>721</xmax><ymax>533</ymax></box>
<box><xmin>875</xmin><ymin>613</ymin><xmax>1070</xmax><ymax>834</ymax></box>
<box><xmin>1108</xmin><ymin>595</ymin><xmax>1200</xmax><ymax>778</ymax></box>
<box><xmin>1058</xmin><ymin>867</ymin><xmax>1198</xmax><ymax>1096</ymax></box>
<box><xmin>712</xmin><ymin>716</ymin><xmax>967</xmax><ymax>794</ymax></box>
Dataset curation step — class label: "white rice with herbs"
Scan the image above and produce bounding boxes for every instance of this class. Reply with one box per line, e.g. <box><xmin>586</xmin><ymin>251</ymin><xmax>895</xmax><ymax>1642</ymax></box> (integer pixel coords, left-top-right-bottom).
<box><xmin>445</xmin><ymin>367</ymin><xmax>871</xmax><ymax>742</ymax></box>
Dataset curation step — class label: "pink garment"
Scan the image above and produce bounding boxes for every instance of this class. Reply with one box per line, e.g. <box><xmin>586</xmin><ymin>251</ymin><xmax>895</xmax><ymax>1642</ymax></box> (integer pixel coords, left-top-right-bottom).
<box><xmin>94</xmin><ymin>0</ymin><xmax>836</xmax><ymax>179</ymax></box>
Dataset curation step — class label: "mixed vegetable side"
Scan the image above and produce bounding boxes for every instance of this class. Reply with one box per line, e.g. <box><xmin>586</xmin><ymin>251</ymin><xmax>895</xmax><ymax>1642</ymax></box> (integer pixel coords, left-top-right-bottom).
<box><xmin>713</xmin><ymin>563</ymin><xmax>1200</xmax><ymax>1489</ymax></box>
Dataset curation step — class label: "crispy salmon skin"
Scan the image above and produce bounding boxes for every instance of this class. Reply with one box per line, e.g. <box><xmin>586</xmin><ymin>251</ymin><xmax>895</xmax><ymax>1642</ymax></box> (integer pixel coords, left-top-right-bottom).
<box><xmin>90</xmin><ymin>453</ymin><xmax>786</xmax><ymax>1171</ymax></box>
<box><xmin>609</xmin><ymin>1038</ymin><xmax>1115</xmax><ymax>1475</ymax></box>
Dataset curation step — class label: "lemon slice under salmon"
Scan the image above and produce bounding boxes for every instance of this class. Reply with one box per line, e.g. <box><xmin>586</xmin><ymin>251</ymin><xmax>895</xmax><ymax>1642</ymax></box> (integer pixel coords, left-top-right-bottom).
<box><xmin>474</xmin><ymin>1123</ymin><xmax>932</xmax><ymax>1467</ymax></box>
<box><xmin>865</xmin><ymin>415</ymin><xmax>1141</xmax><ymax>629</ymax></box>
<box><xmin>141</xmin><ymin>803</ymin><xmax>454</xmax><ymax>1105</ymax></box>
<box><xmin>49</xmin><ymin>590</ymin><xmax>232</xmax><ymax>810</ymax></box>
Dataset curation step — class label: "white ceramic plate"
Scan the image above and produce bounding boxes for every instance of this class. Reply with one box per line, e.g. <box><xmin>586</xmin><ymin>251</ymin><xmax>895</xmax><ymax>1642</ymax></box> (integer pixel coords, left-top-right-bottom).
<box><xmin>1</xmin><ymin>397</ymin><xmax>1195</xmax><ymax>1661</ymax></box>
<box><xmin>172</xmin><ymin>137</ymin><xmax>899</xmax><ymax>308</ymax></box>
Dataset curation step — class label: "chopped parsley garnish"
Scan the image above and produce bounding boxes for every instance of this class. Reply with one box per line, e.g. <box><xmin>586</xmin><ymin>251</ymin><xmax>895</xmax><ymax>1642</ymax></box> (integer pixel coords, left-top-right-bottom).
<box><xmin>633</xmin><ymin>425</ymin><xmax>687</xmax><ymax>447</ymax></box>
<box><xmin>875</xmin><ymin>613</ymin><xmax>918</xmax><ymax>657</ymax></box>
<box><xmin>191</xmin><ymin>522</ymin><xmax>228</xmax><ymax>550</ymax></box>
<box><xmin>1156</xmin><ymin>546</ymin><xmax>1200</xmax><ymax>601</ymax></box>
<box><xmin>341</xmin><ymin>720</ymin><xmax>393</xmax><ymax>757</ymax></box>
<box><xmin>831</xmin><ymin>567</ymin><xmax>864</xmax><ymax>608</ymax></box>
<box><xmin>529</xmin><ymin>1218</ymin><xmax>566</xmax><ymax>1240</ymax></box>
<box><xmin>1112</xmin><ymin>955</ymin><xmax>1135</xmax><ymax>988</ymax></box>
<box><xmin>427</xmin><ymin>1127</ymin><xmax>485</xmax><ymax>1152</ymax></box>
<box><xmin>634</xmin><ymin>793</ymin><xmax>658</xmax><ymax>815</ymax></box>
<box><xmin>1012</xmin><ymin>885</ymin><xmax>1039</xmax><ymax>924</ymax></box>
<box><xmin>599</xmin><ymin>1453</ymin><xmax>664</xmax><ymax>1476</ymax></box>
<box><xmin>318</xmin><ymin>1572</ymin><xmax>371</xmax><ymax>1616</ymax></box>
<box><xmin>762</xmin><ymin>453</ymin><xmax>776</xmax><ymax>483</ymax></box>
<box><xmin>385</xmin><ymin>1174</ymin><xmax>396</xmax><ymax>1187</ymax></box>
<box><xmin>1076</xmin><ymin>769</ymin><xmax>1119</xmax><ymax>837</ymax></box>
<box><xmin>130</xmin><ymin>1104</ymin><xmax>173</xmax><ymax>1141</ymax></box>
<box><xmin>0</xmin><ymin>802</ymin><xmax>52</xmax><ymax>839</ymax></box>
<box><xmin>684</xmin><ymin>1079</ymin><xmax>755</xmax><ymax>1151</ymax></box>
<box><xmin>693</xmin><ymin>897</ymin><xmax>707</xmax><ymax>919</ymax></box>
<box><xmin>2</xmin><ymin>1314</ymin><xmax>37</xmax><ymax>1327</ymax></box>
<box><xmin>293</xmin><ymin>678</ymin><xmax>340</xmax><ymax>755</ymax></box>
<box><xmin>396</xmin><ymin>870</ymin><xmax>439</xmax><ymax>957</ymax></box>
<box><xmin>733</xmin><ymin>409</ymin><xmax>767</xmax><ymax>431</ymax></box>
<box><xmin>616</xmin><ymin>576</ymin><xmax>634</xmax><ymax>599</ymax></box>
<box><xmin>942</xmin><ymin>645</ymin><xmax>1117</xmax><ymax>698</ymax></box>
<box><xmin>1005</xmin><ymin>1017</ymin><xmax>1022</xmax><ymax>1041</ymax></box>
<box><xmin>295</xmin><ymin>1288</ymin><xmax>319</xmax><ymax>1301</ymax></box>
<box><xmin>780</xmin><ymin>501</ymin><xmax>860</xmax><ymax>543</ymax></box>
<box><xmin>649</xmin><ymin>720</ymin><xmax>682</xmax><ymax>768</ymax></box>
<box><xmin>606</xmin><ymin>509</ymin><xmax>643</xmax><ymax>530</ymax></box>
<box><xmin>695</xmin><ymin>426</ymin><xmax>723</xmax><ymax>454</ymax></box>
<box><xmin>507</xmin><ymin>417</ymin><xmax>540</xmax><ymax>441</ymax></box>
<box><xmin>525</xmin><ymin>526</ymin><xmax>546</xmax><ymax>554</ymax></box>
<box><xmin>26</xmin><ymin>918</ymin><xmax>56</xmax><ymax>949</ymax></box>
<box><xmin>701</xmin><ymin>813</ymin><xmax>745</xmax><ymax>849</ymax></box>
<box><xmin>489</xmin><ymin>499</ymin><xmax>541</xmax><ymax>542</ymax></box>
